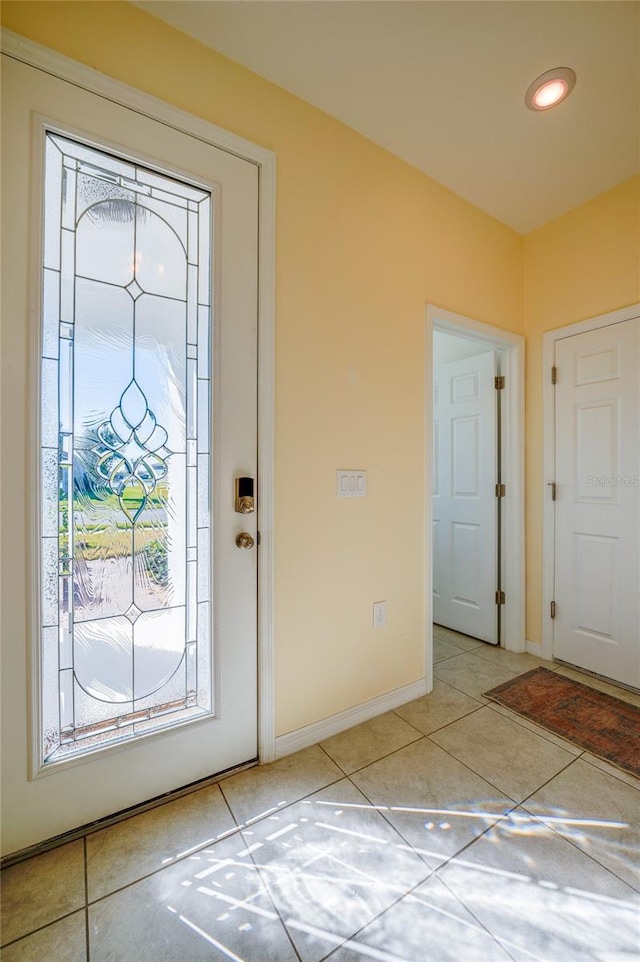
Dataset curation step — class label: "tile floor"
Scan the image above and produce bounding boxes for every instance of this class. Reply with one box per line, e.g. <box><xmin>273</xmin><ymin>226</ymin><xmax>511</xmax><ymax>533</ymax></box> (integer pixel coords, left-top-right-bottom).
<box><xmin>2</xmin><ymin>625</ymin><xmax>639</xmax><ymax>961</ymax></box>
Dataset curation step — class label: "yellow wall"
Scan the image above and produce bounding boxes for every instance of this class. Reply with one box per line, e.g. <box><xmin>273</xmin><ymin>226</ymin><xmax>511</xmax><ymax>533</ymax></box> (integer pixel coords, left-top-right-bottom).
<box><xmin>523</xmin><ymin>176</ymin><xmax>640</xmax><ymax>644</ymax></box>
<box><xmin>1</xmin><ymin>1</ymin><xmax>523</xmax><ymax>736</ymax></box>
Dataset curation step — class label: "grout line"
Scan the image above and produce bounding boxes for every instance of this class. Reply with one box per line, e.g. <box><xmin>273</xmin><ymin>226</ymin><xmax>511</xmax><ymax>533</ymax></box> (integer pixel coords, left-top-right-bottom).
<box><xmin>519</xmin><ymin>798</ymin><xmax>640</xmax><ymax>894</ymax></box>
<box><xmin>0</xmin><ymin>909</ymin><xmax>86</xmax><ymax>952</ymax></box>
<box><xmin>317</xmin><ymin>871</ymin><xmax>435</xmax><ymax>962</ymax></box>
<box><xmin>342</xmin><ymin>769</ymin><xmax>440</xmax><ymax>878</ymax></box>
<box><xmin>231</xmin><ymin>827</ymin><xmax>304</xmax><ymax>961</ymax></box>
<box><xmin>435</xmin><ymin>872</ymin><xmax>521</xmax><ymax>962</ymax></box>
<box><xmin>483</xmin><ymin>700</ymin><xmax>586</xmax><ymax>756</ymax></box>
<box><xmin>317</xmin><ymin>733</ymin><xmax>426</xmax><ymax>779</ymax></box>
<box><xmin>517</xmin><ymin>757</ymin><xmax>640</xmax><ymax>893</ymax></box>
<box><xmin>518</xmin><ymin>753</ymin><xmax>588</xmax><ymax>809</ymax></box>
<box><xmin>421</xmin><ymin>735</ymin><xmax>526</xmax><ymax>809</ymax></box>
<box><xmin>1</xmin><ymin>759</ymin><xmax>258</xmax><ymax>870</ymax></box>
<box><xmin>86</xmin><ymin>773</ymin><xmax>350</xmax><ymax>907</ymax></box>
<box><xmin>579</xmin><ymin>753</ymin><xmax>640</xmax><ymax>792</ymax></box>
<box><xmin>417</xmin><ymin>702</ymin><xmax>487</xmax><ymax>740</ymax></box>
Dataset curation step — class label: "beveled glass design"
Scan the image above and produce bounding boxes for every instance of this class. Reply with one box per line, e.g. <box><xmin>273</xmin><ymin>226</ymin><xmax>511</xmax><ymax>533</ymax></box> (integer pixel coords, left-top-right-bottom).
<box><xmin>40</xmin><ymin>132</ymin><xmax>212</xmax><ymax>763</ymax></box>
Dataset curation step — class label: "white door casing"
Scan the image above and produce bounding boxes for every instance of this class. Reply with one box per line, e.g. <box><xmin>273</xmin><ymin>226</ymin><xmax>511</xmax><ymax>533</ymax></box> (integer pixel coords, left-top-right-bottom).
<box><xmin>552</xmin><ymin>318</ymin><xmax>640</xmax><ymax>687</ymax></box>
<box><xmin>432</xmin><ymin>350</ymin><xmax>498</xmax><ymax>643</ymax></box>
<box><xmin>1</xmin><ymin>51</ymin><xmax>267</xmax><ymax>855</ymax></box>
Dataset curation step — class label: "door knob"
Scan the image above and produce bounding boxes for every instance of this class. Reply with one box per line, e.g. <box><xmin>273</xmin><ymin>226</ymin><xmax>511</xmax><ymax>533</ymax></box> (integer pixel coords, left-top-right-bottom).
<box><xmin>235</xmin><ymin>532</ymin><xmax>255</xmax><ymax>550</ymax></box>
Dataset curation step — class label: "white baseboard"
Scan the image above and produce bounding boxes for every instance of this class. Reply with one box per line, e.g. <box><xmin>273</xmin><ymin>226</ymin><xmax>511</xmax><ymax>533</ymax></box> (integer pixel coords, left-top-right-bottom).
<box><xmin>525</xmin><ymin>639</ymin><xmax>544</xmax><ymax>658</ymax></box>
<box><xmin>274</xmin><ymin>678</ymin><xmax>428</xmax><ymax>760</ymax></box>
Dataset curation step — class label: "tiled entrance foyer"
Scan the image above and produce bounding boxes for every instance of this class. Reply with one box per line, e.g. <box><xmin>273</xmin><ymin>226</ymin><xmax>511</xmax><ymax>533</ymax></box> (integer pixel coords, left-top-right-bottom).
<box><xmin>2</xmin><ymin>627</ymin><xmax>639</xmax><ymax>961</ymax></box>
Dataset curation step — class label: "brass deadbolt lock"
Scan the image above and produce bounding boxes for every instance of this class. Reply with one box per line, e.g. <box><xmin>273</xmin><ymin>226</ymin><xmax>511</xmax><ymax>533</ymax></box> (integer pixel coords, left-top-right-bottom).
<box><xmin>235</xmin><ymin>477</ymin><xmax>255</xmax><ymax>514</ymax></box>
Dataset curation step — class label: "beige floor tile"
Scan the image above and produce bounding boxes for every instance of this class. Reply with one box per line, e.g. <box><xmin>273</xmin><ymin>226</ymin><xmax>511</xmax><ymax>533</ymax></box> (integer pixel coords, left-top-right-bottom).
<box><xmin>433</xmin><ymin>652</ymin><xmax>517</xmax><ymax>702</ymax></box>
<box><xmin>87</xmin><ymin>784</ymin><xmax>236</xmax><ymax>902</ymax></box>
<box><xmin>470</xmin><ymin>644</ymin><xmax>550</xmax><ymax>674</ymax></box>
<box><xmin>439</xmin><ymin>807</ymin><xmax>640</xmax><ymax>962</ymax></box>
<box><xmin>430</xmin><ymin>706</ymin><xmax>575</xmax><ymax>802</ymax></box>
<box><xmin>319</xmin><ymin>711</ymin><xmax>422</xmax><ymax>774</ymax></box>
<box><xmin>581</xmin><ymin>751</ymin><xmax>640</xmax><ymax>791</ymax></box>
<box><xmin>219</xmin><ymin>744</ymin><xmax>342</xmax><ymax>825</ymax></box>
<box><xmin>486</xmin><ymin>701</ymin><xmax>583</xmax><ymax>756</ymax></box>
<box><xmin>350</xmin><ymin>739</ymin><xmax>513</xmax><ymax>869</ymax></box>
<box><xmin>243</xmin><ymin>778</ymin><xmax>430</xmax><ymax>962</ymax></box>
<box><xmin>330</xmin><ymin>874</ymin><xmax>513</xmax><ymax>962</ymax></box>
<box><xmin>0</xmin><ymin>840</ymin><xmax>85</xmax><ymax>945</ymax></box>
<box><xmin>89</xmin><ymin>834</ymin><xmax>298</xmax><ymax>962</ymax></box>
<box><xmin>1</xmin><ymin>911</ymin><xmax>86</xmax><ymax>962</ymax></box>
<box><xmin>552</xmin><ymin>664</ymin><xmax>640</xmax><ymax>708</ymax></box>
<box><xmin>433</xmin><ymin>626</ymin><xmax>484</xmax><ymax>652</ymax></box>
<box><xmin>524</xmin><ymin>758</ymin><xmax>640</xmax><ymax>892</ymax></box>
<box><xmin>393</xmin><ymin>680</ymin><xmax>483</xmax><ymax>735</ymax></box>
<box><xmin>433</xmin><ymin>637</ymin><xmax>464</xmax><ymax>663</ymax></box>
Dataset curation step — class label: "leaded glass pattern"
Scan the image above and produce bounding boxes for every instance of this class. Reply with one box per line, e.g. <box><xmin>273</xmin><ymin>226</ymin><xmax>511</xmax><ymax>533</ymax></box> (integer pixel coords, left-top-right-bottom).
<box><xmin>40</xmin><ymin>132</ymin><xmax>212</xmax><ymax>763</ymax></box>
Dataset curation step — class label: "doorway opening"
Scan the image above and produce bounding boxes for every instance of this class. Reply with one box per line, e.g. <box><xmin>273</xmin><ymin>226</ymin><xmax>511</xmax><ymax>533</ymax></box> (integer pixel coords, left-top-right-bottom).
<box><xmin>426</xmin><ymin>306</ymin><xmax>525</xmax><ymax>685</ymax></box>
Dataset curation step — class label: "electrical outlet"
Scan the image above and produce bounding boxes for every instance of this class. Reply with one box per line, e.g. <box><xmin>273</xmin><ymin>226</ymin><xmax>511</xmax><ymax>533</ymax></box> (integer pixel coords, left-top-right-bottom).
<box><xmin>373</xmin><ymin>601</ymin><xmax>386</xmax><ymax>629</ymax></box>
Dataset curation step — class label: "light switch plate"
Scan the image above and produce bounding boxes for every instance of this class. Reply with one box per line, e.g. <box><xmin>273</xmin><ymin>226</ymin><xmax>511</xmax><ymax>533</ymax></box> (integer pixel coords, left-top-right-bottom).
<box><xmin>337</xmin><ymin>469</ymin><xmax>367</xmax><ymax>497</ymax></box>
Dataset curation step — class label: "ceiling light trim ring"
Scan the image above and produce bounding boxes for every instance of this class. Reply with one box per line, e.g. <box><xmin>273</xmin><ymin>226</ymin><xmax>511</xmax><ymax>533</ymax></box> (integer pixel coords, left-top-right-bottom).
<box><xmin>525</xmin><ymin>67</ymin><xmax>576</xmax><ymax>111</ymax></box>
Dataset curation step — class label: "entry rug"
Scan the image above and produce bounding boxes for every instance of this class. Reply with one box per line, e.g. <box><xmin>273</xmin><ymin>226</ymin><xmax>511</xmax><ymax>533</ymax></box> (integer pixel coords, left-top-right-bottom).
<box><xmin>484</xmin><ymin>667</ymin><xmax>640</xmax><ymax>779</ymax></box>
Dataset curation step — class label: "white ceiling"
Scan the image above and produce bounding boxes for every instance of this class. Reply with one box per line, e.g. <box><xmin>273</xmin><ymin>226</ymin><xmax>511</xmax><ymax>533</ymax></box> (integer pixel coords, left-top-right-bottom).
<box><xmin>135</xmin><ymin>1</ymin><xmax>639</xmax><ymax>233</ymax></box>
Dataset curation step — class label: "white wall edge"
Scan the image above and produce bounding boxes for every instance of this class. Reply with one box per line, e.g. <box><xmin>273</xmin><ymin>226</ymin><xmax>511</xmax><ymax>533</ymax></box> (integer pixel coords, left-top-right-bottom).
<box><xmin>525</xmin><ymin>639</ymin><xmax>544</xmax><ymax>659</ymax></box>
<box><xmin>426</xmin><ymin>304</ymin><xmax>526</xmax><ymax>653</ymax></box>
<box><xmin>1</xmin><ymin>27</ymin><xmax>278</xmax><ymax>766</ymax></box>
<box><xmin>541</xmin><ymin>302</ymin><xmax>640</xmax><ymax>666</ymax></box>
<box><xmin>274</xmin><ymin>678</ymin><xmax>428</xmax><ymax>760</ymax></box>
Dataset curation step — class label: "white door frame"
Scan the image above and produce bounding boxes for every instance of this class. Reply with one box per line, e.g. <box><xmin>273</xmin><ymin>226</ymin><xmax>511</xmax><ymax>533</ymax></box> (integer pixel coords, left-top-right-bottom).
<box><xmin>541</xmin><ymin>302</ymin><xmax>640</xmax><ymax>663</ymax></box>
<box><xmin>1</xmin><ymin>29</ymin><xmax>277</xmax><ymax>764</ymax></box>
<box><xmin>426</xmin><ymin>305</ymin><xmax>525</xmax><ymax>677</ymax></box>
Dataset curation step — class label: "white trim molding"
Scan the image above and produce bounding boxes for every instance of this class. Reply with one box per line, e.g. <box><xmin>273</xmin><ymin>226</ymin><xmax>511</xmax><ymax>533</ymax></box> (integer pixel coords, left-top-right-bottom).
<box><xmin>1</xmin><ymin>28</ymin><xmax>277</xmax><ymax>765</ymax></box>
<box><xmin>274</xmin><ymin>678</ymin><xmax>428</xmax><ymax>759</ymax></box>
<box><xmin>525</xmin><ymin>639</ymin><xmax>544</xmax><ymax>659</ymax></box>
<box><xmin>541</xmin><ymin>303</ymin><xmax>640</xmax><ymax>664</ymax></box>
<box><xmin>426</xmin><ymin>305</ymin><xmax>526</xmax><ymax>659</ymax></box>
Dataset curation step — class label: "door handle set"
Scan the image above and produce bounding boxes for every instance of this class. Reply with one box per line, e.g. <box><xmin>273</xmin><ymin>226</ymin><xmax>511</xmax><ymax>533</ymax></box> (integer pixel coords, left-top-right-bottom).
<box><xmin>235</xmin><ymin>478</ymin><xmax>256</xmax><ymax>548</ymax></box>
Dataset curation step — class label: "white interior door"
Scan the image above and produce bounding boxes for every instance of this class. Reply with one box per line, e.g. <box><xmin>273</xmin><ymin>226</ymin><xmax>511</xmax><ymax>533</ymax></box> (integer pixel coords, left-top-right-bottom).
<box><xmin>432</xmin><ymin>351</ymin><xmax>498</xmax><ymax>643</ymax></box>
<box><xmin>1</xmin><ymin>55</ymin><xmax>259</xmax><ymax>855</ymax></box>
<box><xmin>553</xmin><ymin>318</ymin><xmax>640</xmax><ymax>687</ymax></box>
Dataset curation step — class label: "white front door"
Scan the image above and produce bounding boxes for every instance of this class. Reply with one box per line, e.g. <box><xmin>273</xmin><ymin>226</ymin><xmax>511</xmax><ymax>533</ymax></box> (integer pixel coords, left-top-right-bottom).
<box><xmin>553</xmin><ymin>318</ymin><xmax>640</xmax><ymax>687</ymax></box>
<box><xmin>432</xmin><ymin>351</ymin><xmax>498</xmax><ymax>643</ymax></box>
<box><xmin>1</xmin><ymin>55</ymin><xmax>259</xmax><ymax>855</ymax></box>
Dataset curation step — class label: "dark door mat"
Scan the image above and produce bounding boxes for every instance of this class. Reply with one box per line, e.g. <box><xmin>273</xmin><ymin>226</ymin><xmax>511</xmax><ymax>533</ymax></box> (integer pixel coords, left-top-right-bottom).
<box><xmin>484</xmin><ymin>667</ymin><xmax>640</xmax><ymax>779</ymax></box>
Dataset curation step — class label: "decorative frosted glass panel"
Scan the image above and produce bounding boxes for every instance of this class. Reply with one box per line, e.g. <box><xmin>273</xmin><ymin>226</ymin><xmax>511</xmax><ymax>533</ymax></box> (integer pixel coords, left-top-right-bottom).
<box><xmin>40</xmin><ymin>133</ymin><xmax>212</xmax><ymax>763</ymax></box>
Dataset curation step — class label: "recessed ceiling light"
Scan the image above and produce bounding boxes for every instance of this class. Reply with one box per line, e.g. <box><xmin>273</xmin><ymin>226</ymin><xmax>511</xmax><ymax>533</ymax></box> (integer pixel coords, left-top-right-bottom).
<box><xmin>525</xmin><ymin>67</ymin><xmax>576</xmax><ymax>111</ymax></box>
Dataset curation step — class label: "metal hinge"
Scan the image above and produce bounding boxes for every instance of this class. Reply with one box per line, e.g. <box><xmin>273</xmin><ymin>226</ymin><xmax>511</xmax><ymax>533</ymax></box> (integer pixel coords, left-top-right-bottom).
<box><xmin>495</xmin><ymin>590</ymin><xmax>506</xmax><ymax>605</ymax></box>
<box><xmin>551</xmin><ymin>366</ymin><xmax>557</xmax><ymax>385</ymax></box>
<box><xmin>495</xmin><ymin>483</ymin><xmax>506</xmax><ymax>498</ymax></box>
<box><xmin>550</xmin><ymin>600</ymin><xmax>556</xmax><ymax>619</ymax></box>
<box><xmin>495</xmin><ymin>375</ymin><xmax>505</xmax><ymax>390</ymax></box>
<box><xmin>548</xmin><ymin>481</ymin><xmax>557</xmax><ymax>501</ymax></box>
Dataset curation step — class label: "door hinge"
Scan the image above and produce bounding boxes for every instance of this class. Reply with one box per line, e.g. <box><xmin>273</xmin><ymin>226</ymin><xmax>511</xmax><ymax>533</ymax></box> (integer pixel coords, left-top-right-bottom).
<box><xmin>256</xmin><ymin>530</ymin><xmax>262</xmax><ymax>546</ymax></box>
<box><xmin>495</xmin><ymin>483</ymin><xmax>506</xmax><ymax>498</ymax></box>
<box><xmin>550</xmin><ymin>600</ymin><xmax>556</xmax><ymax>619</ymax></box>
<box><xmin>551</xmin><ymin>365</ymin><xmax>557</xmax><ymax>385</ymax></box>
<box><xmin>495</xmin><ymin>589</ymin><xmax>505</xmax><ymax>605</ymax></box>
<box><xmin>495</xmin><ymin>375</ymin><xmax>505</xmax><ymax>390</ymax></box>
<box><xmin>548</xmin><ymin>481</ymin><xmax>557</xmax><ymax>501</ymax></box>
